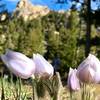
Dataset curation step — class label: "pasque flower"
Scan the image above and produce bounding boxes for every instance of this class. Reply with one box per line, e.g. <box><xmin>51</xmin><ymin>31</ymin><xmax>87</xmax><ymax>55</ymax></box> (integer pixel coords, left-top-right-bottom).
<box><xmin>1</xmin><ymin>49</ymin><xmax>35</xmax><ymax>79</ymax></box>
<box><xmin>33</xmin><ymin>53</ymin><xmax>54</xmax><ymax>78</ymax></box>
<box><xmin>67</xmin><ymin>68</ymin><xmax>80</xmax><ymax>91</ymax></box>
<box><xmin>77</xmin><ymin>54</ymin><xmax>100</xmax><ymax>83</ymax></box>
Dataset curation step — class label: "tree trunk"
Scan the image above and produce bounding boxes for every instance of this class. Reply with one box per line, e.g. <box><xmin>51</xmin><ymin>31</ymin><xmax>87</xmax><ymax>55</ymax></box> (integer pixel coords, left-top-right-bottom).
<box><xmin>85</xmin><ymin>0</ymin><xmax>91</xmax><ymax>57</ymax></box>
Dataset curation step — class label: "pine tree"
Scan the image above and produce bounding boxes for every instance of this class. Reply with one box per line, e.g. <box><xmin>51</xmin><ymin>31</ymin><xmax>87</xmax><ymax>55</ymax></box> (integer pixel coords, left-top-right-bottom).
<box><xmin>17</xmin><ymin>18</ymin><xmax>46</xmax><ymax>56</ymax></box>
<box><xmin>2</xmin><ymin>17</ymin><xmax>46</xmax><ymax>57</ymax></box>
<box><xmin>0</xmin><ymin>0</ymin><xmax>8</xmax><ymax>54</ymax></box>
<box><xmin>42</xmin><ymin>10</ymin><xmax>81</xmax><ymax>74</ymax></box>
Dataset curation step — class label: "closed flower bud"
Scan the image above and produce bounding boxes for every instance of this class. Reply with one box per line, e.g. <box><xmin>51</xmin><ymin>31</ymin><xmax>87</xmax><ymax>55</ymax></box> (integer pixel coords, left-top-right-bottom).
<box><xmin>77</xmin><ymin>54</ymin><xmax>100</xmax><ymax>83</ymax></box>
<box><xmin>33</xmin><ymin>53</ymin><xmax>54</xmax><ymax>79</ymax></box>
<box><xmin>67</xmin><ymin>68</ymin><xmax>80</xmax><ymax>91</ymax></box>
<box><xmin>1</xmin><ymin>49</ymin><xmax>35</xmax><ymax>79</ymax></box>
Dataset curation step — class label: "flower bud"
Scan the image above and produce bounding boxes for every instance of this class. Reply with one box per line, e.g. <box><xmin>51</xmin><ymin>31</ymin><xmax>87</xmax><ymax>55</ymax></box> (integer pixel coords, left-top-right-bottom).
<box><xmin>67</xmin><ymin>68</ymin><xmax>80</xmax><ymax>91</ymax></box>
<box><xmin>1</xmin><ymin>49</ymin><xmax>35</xmax><ymax>79</ymax></box>
<box><xmin>33</xmin><ymin>53</ymin><xmax>54</xmax><ymax>79</ymax></box>
<box><xmin>77</xmin><ymin>54</ymin><xmax>100</xmax><ymax>83</ymax></box>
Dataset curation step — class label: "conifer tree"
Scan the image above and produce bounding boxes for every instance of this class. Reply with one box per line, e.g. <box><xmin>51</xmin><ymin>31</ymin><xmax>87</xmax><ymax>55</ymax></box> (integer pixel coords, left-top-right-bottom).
<box><xmin>58</xmin><ymin>10</ymin><xmax>80</xmax><ymax>74</ymax></box>
<box><xmin>17</xmin><ymin>18</ymin><xmax>46</xmax><ymax>56</ymax></box>
<box><xmin>2</xmin><ymin>17</ymin><xmax>46</xmax><ymax>57</ymax></box>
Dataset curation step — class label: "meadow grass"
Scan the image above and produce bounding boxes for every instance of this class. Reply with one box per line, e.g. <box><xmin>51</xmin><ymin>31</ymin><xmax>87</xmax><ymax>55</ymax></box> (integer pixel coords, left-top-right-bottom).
<box><xmin>0</xmin><ymin>72</ymin><xmax>99</xmax><ymax>100</ymax></box>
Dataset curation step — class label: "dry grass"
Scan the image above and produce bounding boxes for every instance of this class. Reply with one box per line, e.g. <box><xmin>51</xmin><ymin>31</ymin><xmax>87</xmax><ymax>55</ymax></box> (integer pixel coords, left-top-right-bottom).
<box><xmin>62</xmin><ymin>83</ymin><xmax>100</xmax><ymax>100</ymax></box>
<box><xmin>0</xmin><ymin>74</ymin><xmax>100</xmax><ymax>100</ymax></box>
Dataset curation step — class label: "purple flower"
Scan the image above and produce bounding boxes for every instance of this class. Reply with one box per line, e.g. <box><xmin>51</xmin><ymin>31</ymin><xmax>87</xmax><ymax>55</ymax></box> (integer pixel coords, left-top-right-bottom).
<box><xmin>1</xmin><ymin>49</ymin><xmax>35</xmax><ymax>79</ymax></box>
<box><xmin>77</xmin><ymin>54</ymin><xmax>100</xmax><ymax>83</ymax></box>
<box><xmin>67</xmin><ymin>68</ymin><xmax>80</xmax><ymax>91</ymax></box>
<box><xmin>33</xmin><ymin>54</ymin><xmax>54</xmax><ymax>78</ymax></box>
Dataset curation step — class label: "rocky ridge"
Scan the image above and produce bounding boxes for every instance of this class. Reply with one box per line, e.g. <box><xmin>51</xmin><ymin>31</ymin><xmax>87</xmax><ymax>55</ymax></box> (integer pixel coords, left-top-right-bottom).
<box><xmin>13</xmin><ymin>0</ymin><xmax>50</xmax><ymax>21</ymax></box>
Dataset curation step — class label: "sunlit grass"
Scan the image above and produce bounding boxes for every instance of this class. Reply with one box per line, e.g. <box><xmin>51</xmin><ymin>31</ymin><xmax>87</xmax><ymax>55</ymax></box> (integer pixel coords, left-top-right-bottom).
<box><xmin>0</xmin><ymin>72</ymin><xmax>100</xmax><ymax>100</ymax></box>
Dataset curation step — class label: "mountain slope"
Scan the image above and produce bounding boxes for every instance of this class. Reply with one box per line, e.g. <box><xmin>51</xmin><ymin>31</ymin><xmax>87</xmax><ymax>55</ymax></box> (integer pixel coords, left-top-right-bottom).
<box><xmin>13</xmin><ymin>0</ymin><xmax>50</xmax><ymax>21</ymax></box>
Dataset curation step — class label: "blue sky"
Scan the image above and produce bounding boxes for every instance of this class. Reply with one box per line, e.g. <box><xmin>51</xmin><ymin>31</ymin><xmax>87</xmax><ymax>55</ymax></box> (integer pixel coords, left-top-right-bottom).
<box><xmin>2</xmin><ymin>0</ymin><xmax>72</xmax><ymax>12</ymax></box>
<box><xmin>1</xmin><ymin>0</ymin><xmax>100</xmax><ymax>12</ymax></box>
